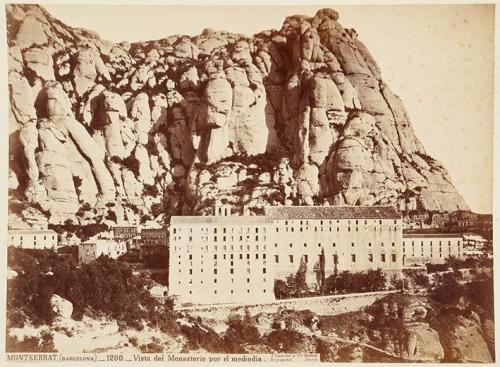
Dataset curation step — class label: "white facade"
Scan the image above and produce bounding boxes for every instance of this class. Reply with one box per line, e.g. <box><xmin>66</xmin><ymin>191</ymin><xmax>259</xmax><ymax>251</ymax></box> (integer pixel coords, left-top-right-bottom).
<box><xmin>402</xmin><ymin>233</ymin><xmax>463</xmax><ymax>265</ymax></box>
<box><xmin>169</xmin><ymin>204</ymin><xmax>404</xmax><ymax>306</ymax></box>
<box><xmin>266</xmin><ymin>206</ymin><xmax>403</xmax><ymax>281</ymax></box>
<box><xmin>169</xmin><ymin>204</ymin><xmax>275</xmax><ymax>305</ymax></box>
<box><xmin>79</xmin><ymin>239</ymin><xmax>127</xmax><ymax>263</ymax></box>
<box><xmin>8</xmin><ymin>229</ymin><xmax>58</xmax><ymax>250</ymax></box>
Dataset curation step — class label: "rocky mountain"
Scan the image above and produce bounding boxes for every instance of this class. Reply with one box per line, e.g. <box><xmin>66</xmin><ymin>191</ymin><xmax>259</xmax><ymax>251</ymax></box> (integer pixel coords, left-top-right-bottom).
<box><xmin>6</xmin><ymin>4</ymin><xmax>469</xmax><ymax>227</ymax></box>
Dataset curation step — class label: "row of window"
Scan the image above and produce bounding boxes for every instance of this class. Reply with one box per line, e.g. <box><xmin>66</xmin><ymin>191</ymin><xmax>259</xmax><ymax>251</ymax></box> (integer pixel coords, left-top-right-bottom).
<box><xmin>281</xmin><ymin>241</ymin><xmax>396</xmax><ymax>248</ymax></box>
<box><xmin>182</xmin><ymin>277</ymin><xmax>269</xmax><ymax>284</ymax></box>
<box><xmin>186</xmin><ymin>253</ymin><xmax>267</xmax><ymax>260</ymax></box>
<box><xmin>172</xmin><ymin>244</ymin><xmax>267</xmax><ymax>253</ymax></box>
<box><xmin>278</xmin><ymin>253</ymin><xmax>397</xmax><ymax>264</ymax></box>
<box><xmin>10</xmin><ymin>235</ymin><xmax>56</xmax><ymax>241</ymax></box>
<box><xmin>403</xmin><ymin>240</ymin><xmax>461</xmax><ymax>246</ymax></box>
<box><xmin>172</xmin><ymin>221</ymin><xmax>400</xmax><ymax>235</ymax></box>
<box><xmin>281</xmin><ymin>219</ymin><xmax>399</xmax><ymax>226</ymax></box>
<box><xmin>185</xmin><ymin>289</ymin><xmax>268</xmax><ymax>295</ymax></box>
<box><xmin>186</xmin><ymin>267</ymin><xmax>267</xmax><ymax>276</ymax></box>
<box><xmin>187</xmin><ymin>235</ymin><xmax>268</xmax><ymax>242</ymax></box>
<box><xmin>277</xmin><ymin>226</ymin><xmax>399</xmax><ymax>233</ymax></box>
<box><xmin>173</xmin><ymin>227</ymin><xmax>267</xmax><ymax>234</ymax></box>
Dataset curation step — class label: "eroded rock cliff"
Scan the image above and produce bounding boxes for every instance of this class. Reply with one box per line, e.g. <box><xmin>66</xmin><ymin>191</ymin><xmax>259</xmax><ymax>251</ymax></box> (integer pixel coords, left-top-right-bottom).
<box><xmin>6</xmin><ymin>4</ymin><xmax>469</xmax><ymax>226</ymax></box>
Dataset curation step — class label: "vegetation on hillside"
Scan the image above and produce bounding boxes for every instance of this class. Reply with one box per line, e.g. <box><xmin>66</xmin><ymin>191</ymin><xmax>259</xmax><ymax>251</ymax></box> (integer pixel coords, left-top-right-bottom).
<box><xmin>7</xmin><ymin>247</ymin><xmax>178</xmax><ymax>338</ymax></box>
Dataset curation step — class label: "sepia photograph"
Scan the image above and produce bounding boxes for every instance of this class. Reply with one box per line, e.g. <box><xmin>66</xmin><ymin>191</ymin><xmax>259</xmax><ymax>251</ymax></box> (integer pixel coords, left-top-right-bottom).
<box><xmin>2</xmin><ymin>1</ymin><xmax>495</xmax><ymax>364</ymax></box>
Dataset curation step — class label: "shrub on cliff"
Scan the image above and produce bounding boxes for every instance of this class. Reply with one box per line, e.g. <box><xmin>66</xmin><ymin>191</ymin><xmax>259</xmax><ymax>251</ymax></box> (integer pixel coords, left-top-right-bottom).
<box><xmin>223</xmin><ymin>311</ymin><xmax>260</xmax><ymax>352</ymax></box>
<box><xmin>265</xmin><ymin>328</ymin><xmax>304</xmax><ymax>352</ymax></box>
<box><xmin>6</xmin><ymin>331</ymin><xmax>56</xmax><ymax>352</ymax></box>
<box><xmin>121</xmin><ymin>154</ymin><xmax>141</xmax><ymax>178</ymax></box>
<box><xmin>431</xmin><ymin>272</ymin><xmax>463</xmax><ymax>305</ymax></box>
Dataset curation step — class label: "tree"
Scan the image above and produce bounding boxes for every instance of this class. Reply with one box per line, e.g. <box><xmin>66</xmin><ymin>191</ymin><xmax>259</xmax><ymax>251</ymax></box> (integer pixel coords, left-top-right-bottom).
<box><xmin>293</xmin><ymin>256</ymin><xmax>308</xmax><ymax>297</ymax></box>
<box><xmin>431</xmin><ymin>272</ymin><xmax>463</xmax><ymax>304</ymax></box>
<box><xmin>314</xmin><ymin>248</ymin><xmax>326</xmax><ymax>294</ymax></box>
<box><xmin>365</xmin><ymin>268</ymin><xmax>387</xmax><ymax>292</ymax></box>
<box><xmin>274</xmin><ymin>279</ymin><xmax>289</xmax><ymax>299</ymax></box>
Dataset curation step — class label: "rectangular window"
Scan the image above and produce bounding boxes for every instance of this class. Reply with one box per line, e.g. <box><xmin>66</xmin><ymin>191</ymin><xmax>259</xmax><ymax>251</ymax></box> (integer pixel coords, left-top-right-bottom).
<box><xmin>351</xmin><ymin>254</ymin><xmax>356</xmax><ymax>263</ymax></box>
<box><xmin>304</xmin><ymin>255</ymin><xmax>308</xmax><ymax>263</ymax></box>
<box><xmin>333</xmin><ymin>254</ymin><xmax>338</xmax><ymax>264</ymax></box>
<box><xmin>263</xmin><ymin>268</ymin><xmax>266</xmax><ymax>274</ymax></box>
<box><xmin>230</xmin><ymin>268</ymin><xmax>234</xmax><ymax>274</ymax></box>
<box><xmin>256</xmin><ymin>253</ymin><xmax>259</xmax><ymax>259</ymax></box>
<box><xmin>214</xmin><ymin>254</ymin><xmax>217</xmax><ymax>259</ymax></box>
<box><xmin>368</xmin><ymin>254</ymin><xmax>373</xmax><ymax>262</ymax></box>
<box><xmin>381</xmin><ymin>254</ymin><xmax>386</xmax><ymax>262</ymax></box>
<box><xmin>274</xmin><ymin>255</ymin><xmax>279</xmax><ymax>263</ymax></box>
<box><xmin>332</xmin><ymin>243</ymin><xmax>336</xmax><ymax>247</ymax></box>
<box><xmin>391</xmin><ymin>254</ymin><xmax>396</xmax><ymax>262</ymax></box>
<box><xmin>289</xmin><ymin>255</ymin><xmax>294</xmax><ymax>263</ymax></box>
<box><xmin>214</xmin><ymin>268</ymin><xmax>217</xmax><ymax>275</ymax></box>
<box><xmin>246</xmin><ymin>253</ymin><xmax>250</xmax><ymax>260</ymax></box>
<box><xmin>189</xmin><ymin>269</ymin><xmax>193</xmax><ymax>275</ymax></box>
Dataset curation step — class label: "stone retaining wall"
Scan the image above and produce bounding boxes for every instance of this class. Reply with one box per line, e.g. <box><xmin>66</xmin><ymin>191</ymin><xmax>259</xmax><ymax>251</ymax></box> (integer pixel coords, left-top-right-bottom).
<box><xmin>179</xmin><ymin>290</ymin><xmax>398</xmax><ymax>321</ymax></box>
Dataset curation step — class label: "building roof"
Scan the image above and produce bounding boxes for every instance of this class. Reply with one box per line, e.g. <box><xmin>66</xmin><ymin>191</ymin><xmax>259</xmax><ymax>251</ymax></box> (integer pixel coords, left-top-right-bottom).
<box><xmin>265</xmin><ymin>206</ymin><xmax>401</xmax><ymax>220</ymax></box>
<box><xmin>9</xmin><ymin>229</ymin><xmax>57</xmax><ymax>235</ymax></box>
<box><xmin>170</xmin><ymin>215</ymin><xmax>272</xmax><ymax>225</ymax></box>
<box><xmin>141</xmin><ymin>228</ymin><xmax>168</xmax><ymax>233</ymax></box>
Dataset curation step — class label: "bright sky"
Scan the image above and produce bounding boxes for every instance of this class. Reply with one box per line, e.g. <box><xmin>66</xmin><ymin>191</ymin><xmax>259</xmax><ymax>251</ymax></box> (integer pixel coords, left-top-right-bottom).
<box><xmin>43</xmin><ymin>4</ymin><xmax>494</xmax><ymax>214</ymax></box>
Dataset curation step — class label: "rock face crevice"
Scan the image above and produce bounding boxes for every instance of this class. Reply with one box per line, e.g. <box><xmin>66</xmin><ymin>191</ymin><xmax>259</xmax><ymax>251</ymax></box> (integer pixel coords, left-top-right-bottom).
<box><xmin>6</xmin><ymin>4</ymin><xmax>469</xmax><ymax>225</ymax></box>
